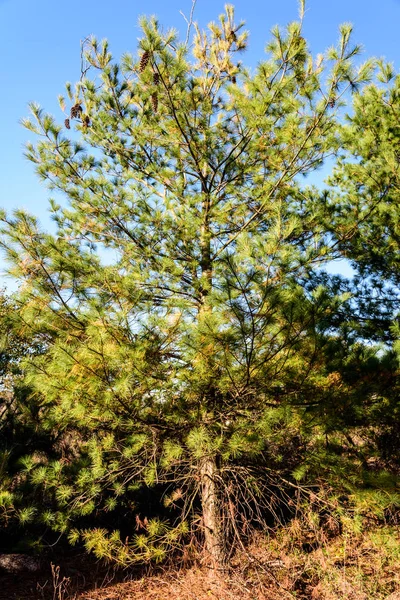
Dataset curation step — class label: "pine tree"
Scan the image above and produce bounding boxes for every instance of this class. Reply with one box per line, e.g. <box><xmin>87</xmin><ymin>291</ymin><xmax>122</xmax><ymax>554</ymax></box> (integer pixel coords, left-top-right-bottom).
<box><xmin>0</xmin><ymin>291</ymin><xmax>52</xmax><ymax>547</ymax></box>
<box><xmin>327</xmin><ymin>61</ymin><xmax>400</xmax><ymax>354</ymax></box>
<box><xmin>329</xmin><ymin>60</ymin><xmax>400</xmax><ymax>286</ymax></box>
<box><xmin>0</xmin><ymin>4</ymin><xmax>382</xmax><ymax>568</ymax></box>
<box><xmin>326</xmin><ymin>61</ymin><xmax>400</xmax><ymax>480</ymax></box>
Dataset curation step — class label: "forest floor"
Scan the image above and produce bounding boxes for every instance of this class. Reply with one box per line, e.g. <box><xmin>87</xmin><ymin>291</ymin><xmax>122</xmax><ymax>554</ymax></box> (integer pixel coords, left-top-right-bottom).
<box><xmin>1</xmin><ymin>526</ymin><xmax>400</xmax><ymax>600</ymax></box>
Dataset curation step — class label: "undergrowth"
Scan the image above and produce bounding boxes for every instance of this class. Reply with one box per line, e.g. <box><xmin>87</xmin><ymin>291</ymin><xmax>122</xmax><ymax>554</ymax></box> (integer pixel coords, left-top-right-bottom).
<box><xmin>27</xmin><ymin>517</ymin><xmax>400</xmax><ymax>600</ymax></box>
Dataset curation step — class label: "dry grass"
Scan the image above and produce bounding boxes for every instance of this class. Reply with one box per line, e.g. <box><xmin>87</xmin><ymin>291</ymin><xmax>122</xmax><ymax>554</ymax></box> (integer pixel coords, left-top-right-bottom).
<box><xmin>1</xmin><ymin>523</ymin><xmax>400</xmax><ymax>600</ymax></box>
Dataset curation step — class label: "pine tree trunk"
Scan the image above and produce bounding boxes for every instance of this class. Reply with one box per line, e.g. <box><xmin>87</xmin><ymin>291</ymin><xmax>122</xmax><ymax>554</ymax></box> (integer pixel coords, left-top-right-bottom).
<box><xmin>198</xmin><ymin>178</ymin><xmax>225</xmax><ymax>569</ymax></box>
<box><xmin>200</xmin><ymin>456</ymin><xmax>225</xmax><ymax>568</ymax></box>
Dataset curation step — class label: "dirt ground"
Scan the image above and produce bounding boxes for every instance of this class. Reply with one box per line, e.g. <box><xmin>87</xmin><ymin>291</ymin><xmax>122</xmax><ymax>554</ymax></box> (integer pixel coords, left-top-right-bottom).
<box><xmin>0</xmin><ymin>543</ymin><xmax>315</xmax><ymax>600</ymax></box>
<box><xmin>0</xmin><ymin>567</ymin><xmax>303</xmax><ymax>600</ymax></box>
<box><xmin>0</xmin><ymin>560</ymin><xmax>284</xmax><ymax>600</ymax></box>
<box><xmin>2</xmin><ymin>561</ymin><xmax>400</xmax><ymax>600</ymax></box>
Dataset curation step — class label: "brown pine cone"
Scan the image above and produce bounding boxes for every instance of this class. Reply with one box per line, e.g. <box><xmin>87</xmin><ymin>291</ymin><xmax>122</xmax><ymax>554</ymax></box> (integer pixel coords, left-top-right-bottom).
<box><xmin>70</xmin><ymin>103</ymin><xmax>83</xmax><ymax>119</ymax></box>
<box><xmin>140</xmin><ymin>50</ymin><xmax>151</xmax><ymax>72</ymax></box>
<box><xmin>151</xmin><ymin>92</ymin><xmax>158</xmax><ymax>112</ymax></box>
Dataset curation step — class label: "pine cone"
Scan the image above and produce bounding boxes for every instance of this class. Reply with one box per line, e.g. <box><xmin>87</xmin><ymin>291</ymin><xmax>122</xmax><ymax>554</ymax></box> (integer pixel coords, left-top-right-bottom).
<box><xmin>64</xmin><ymin>118</ymin><xmax>70</xmax><ymax>129</ymax></box>
<box><xmin>231</xmin><ymin>75</ymin><xmax>237</xmax><ymax>84</ymax></box>
<box><xmin>140</xmin><ymin>50</ymin><xmax>151</xmax><ymax>72</ymax></box>
<box><xmin>82</xmin><ymin>115</ymin><xmax>90</xmax><ymax>128</ymax></box>
<box><xmin>328</xmin><ymin>98</ymin><xmax>336</xmax><ymax>108</ymax></box>
<box><xmin>153</xmin><ymin>72</ymin><xmax>160</xmax><ymax>85</ymax></box>
<box><xmin>70</xmin><ymin>103</ymin><xmax>83</xmax><ymax>119</ymax></box>
<box><xmin>151</xmin><ymin>92</ymin><xmax>158</xmax><ymax>112</ymax></box>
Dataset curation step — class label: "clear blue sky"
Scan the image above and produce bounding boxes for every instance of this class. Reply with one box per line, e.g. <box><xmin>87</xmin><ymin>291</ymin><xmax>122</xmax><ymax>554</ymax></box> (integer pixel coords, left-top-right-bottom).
<box><xmin>1</xmin><ymin>0</ymin><xmax>400</xmax><ymax>282</ymax></box>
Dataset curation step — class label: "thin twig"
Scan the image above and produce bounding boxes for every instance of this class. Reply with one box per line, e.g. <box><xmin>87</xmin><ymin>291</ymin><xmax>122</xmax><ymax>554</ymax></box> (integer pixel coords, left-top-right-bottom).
<box><xmin>180</xmin><ymin>0</ymin><xmax>197</xmax><ymax>47</ymax></box>
<box><xmin>80</xmin><ymin>36</ymin><xmax>92</xmax><ymax>81</ymax></box>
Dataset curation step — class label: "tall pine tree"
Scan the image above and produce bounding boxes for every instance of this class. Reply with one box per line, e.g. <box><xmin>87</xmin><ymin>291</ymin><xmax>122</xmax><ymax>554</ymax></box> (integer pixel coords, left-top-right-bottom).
<box><xmin>0</xmin><ymin>3</ymin><xmax>385</xmax><ymax>567</ymax></box>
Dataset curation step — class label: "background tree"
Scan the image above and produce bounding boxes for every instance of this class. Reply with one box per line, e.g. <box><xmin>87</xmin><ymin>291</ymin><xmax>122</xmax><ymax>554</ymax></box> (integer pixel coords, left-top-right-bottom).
<box><xmin>0</xmin><ymin>290</ymin><xmax>52</xmax><ymax>551</ymax></box>
<box><xmin>1</xmin><ymin>2</ymin><xmax>396</xmax><ymax>569</ymax></box>
<box><xmin>326</xmin><ymin>62</ymin><xmax>400</xmax><ymax>476</ymax></box>
<box><xmin>329</xmin><ymin>62</ymin><xmax>400</xmax><ymax>286</ymax></box>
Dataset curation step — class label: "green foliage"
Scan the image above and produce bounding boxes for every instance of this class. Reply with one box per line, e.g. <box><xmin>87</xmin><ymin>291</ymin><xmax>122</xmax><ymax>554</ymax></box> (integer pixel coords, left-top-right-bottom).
<box><xmin>330</xmin><ymin>65</ymin><xmax>400</xmax><ymax>285</ymax></box>
<box><xmin>0</xmin><ymin>3</ymin><xmax>399</xmax><ymax>565</ymax></box>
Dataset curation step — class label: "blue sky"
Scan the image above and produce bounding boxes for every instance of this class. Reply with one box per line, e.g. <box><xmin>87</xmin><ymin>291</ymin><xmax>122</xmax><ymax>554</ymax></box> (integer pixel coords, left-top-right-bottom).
<box><xmin>1</xmin><ymin>0</ymin><xmax>400</xmax><ymax>283</ymax></box>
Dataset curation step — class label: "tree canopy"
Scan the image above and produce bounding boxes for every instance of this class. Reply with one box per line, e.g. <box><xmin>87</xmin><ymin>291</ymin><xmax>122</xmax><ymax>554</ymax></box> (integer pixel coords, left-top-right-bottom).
<box><xmin>0</xmin><ymin>3</ymin><xmax>399</xmax><ymax>568</ymax></box>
